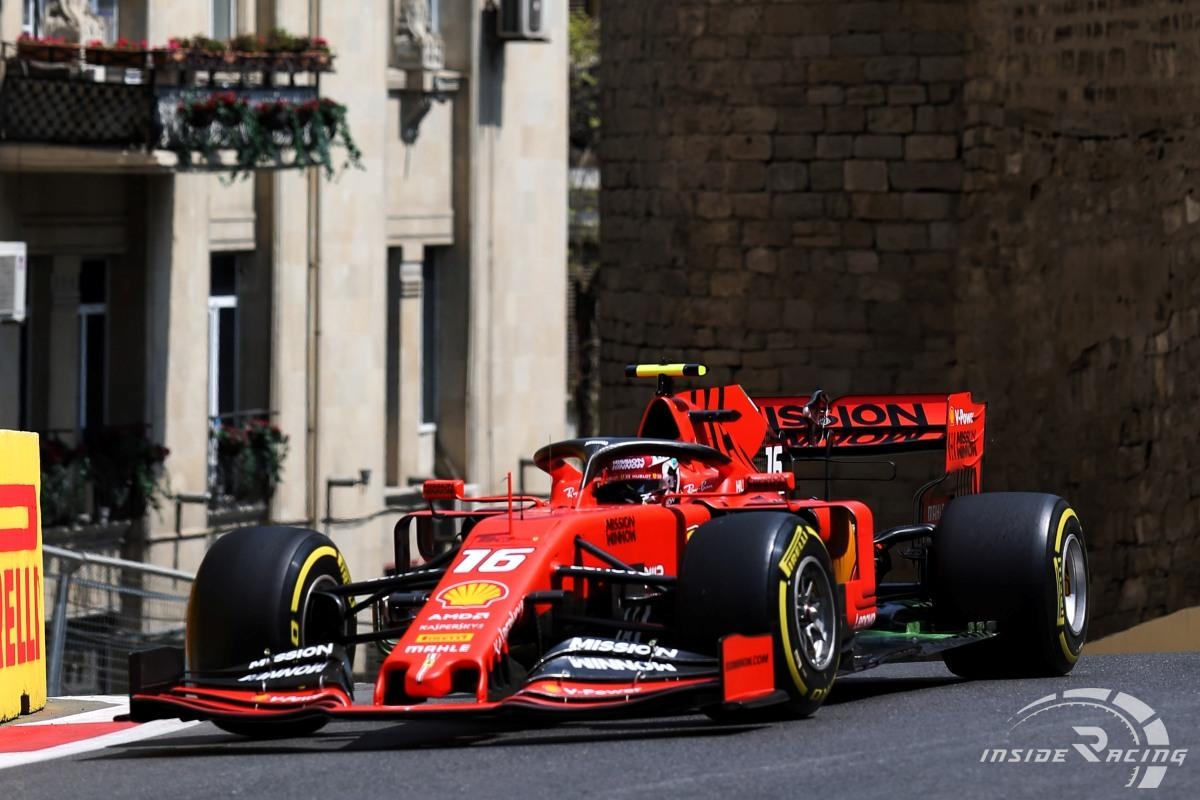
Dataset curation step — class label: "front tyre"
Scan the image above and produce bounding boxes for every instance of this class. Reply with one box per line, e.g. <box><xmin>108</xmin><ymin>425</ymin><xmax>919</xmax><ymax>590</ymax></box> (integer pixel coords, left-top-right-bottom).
<box><xmin>932</xmin><ymin>493</ymin><xmax>1088</xmax><ymax>678</ymax></box>
<box><xmin>678</xmin><ymin>513</ymin><xmax>840</xmax><ymax>719</ymax></box>
<box><xmin>187</xmin><ymin>526</ymin><xmax>354</xmax><ymax>737</ymax></box>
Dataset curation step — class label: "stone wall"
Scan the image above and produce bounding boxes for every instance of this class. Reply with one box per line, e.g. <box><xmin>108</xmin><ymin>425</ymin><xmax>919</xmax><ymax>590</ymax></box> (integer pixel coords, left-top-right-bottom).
<box><xmin>600</xmin><ymin>0</ymin><xmax>1200</xmax><ymax>635</ymax></box>
<box><xmin>600</xmin><ymin>1</ymin><xmax>968</xmax><ymax>432</ymax></box>
<box><xmin>958</xmin><ymin>0</ymin><xmax>1200</xmax><ymax>634</ymax></box>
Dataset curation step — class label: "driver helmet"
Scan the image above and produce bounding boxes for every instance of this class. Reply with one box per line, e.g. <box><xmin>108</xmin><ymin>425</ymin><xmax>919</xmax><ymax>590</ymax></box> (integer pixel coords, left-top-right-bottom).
<box><xmin>594</xmin><ymin>455</ymin><xmax>679</xmax><ymax>504</ymax></box>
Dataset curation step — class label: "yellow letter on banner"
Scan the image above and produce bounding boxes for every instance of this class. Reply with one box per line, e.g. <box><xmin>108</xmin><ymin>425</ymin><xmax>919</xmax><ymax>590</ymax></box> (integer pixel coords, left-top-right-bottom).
<box><xmin>0</xmin><ymin>430</ymin><xmax>46</xmax><ymax>721</ymax></box>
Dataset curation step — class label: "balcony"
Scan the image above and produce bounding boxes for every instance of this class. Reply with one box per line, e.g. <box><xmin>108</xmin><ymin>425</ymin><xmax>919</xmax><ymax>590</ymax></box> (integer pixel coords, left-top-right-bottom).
<box><xmin>207</xmin><ymin>410</ymin><xmax>288</xmax><ymax>523</ymax></box>
<box><xmin>38</xmin><ymin>424</ymin><xmax>169</xmax><ymax>548</ymax></box>
<box><xmin>0</xmin><ymin>34</ymin><xmax>359</xmax><ymax>175</ymax></box>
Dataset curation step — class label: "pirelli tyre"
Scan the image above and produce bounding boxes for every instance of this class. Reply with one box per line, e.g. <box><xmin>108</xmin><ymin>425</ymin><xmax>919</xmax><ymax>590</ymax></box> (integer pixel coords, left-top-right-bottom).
<box><xmin>678</xmin><ymin>512</ymin><xmax>840</xmax><ymax>719</ymax></box>
<box><xmin>931</xmin><ymin>493</ymin><xmax>1088</xmax><ymax>678</ymax></box>
<box><xmin>187</xmin><ymin>526</ymin><xmax>354</xmax><ymax>737</ymax></box>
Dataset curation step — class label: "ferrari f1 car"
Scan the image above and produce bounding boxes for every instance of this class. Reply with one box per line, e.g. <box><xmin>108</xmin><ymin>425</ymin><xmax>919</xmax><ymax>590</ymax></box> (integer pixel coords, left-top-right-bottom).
<box><xmin>127</xmin><ymin>364</ymin><xmax>1089</xmax><ymax>736</ymax></box>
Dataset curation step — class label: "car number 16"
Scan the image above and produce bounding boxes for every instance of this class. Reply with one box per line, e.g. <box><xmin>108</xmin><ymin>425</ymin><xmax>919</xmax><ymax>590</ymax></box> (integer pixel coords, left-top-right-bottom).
<box><xmin>452</xmin><ymin>547</ymin><xmax>536</xmax><ymax>573</ymax></box>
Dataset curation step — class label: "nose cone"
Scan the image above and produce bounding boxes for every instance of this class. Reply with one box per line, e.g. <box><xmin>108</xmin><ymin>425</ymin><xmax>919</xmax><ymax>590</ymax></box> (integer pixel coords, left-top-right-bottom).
<box><xmin>403</xmin><ymin>651</ymin><xmax>464</xmax><ymax>698</ymax></box>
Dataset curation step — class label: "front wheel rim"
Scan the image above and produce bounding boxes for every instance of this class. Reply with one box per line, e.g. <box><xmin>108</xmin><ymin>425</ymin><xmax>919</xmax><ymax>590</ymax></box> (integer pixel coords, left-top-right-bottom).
<box><xmin>300</xmin><ymin>573</ymin><xmax>342</xmax><ymax>643</ymax></box>
<box><xmin>793</xmin><ymin>556</ymin><xmax>837</xmax><ymax>671</ymax></box>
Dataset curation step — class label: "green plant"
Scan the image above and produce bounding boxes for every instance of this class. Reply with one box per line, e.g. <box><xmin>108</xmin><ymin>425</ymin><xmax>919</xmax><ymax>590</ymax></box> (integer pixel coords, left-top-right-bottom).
<box><xmin>298</xmin><ymin>98</ymin><xmax>362</xmax><ymax>178</ymax></box>
<box><xmin>83</xmin><ymin>426</ymin><xmax>170</xmax><ymax>519</ymax></box>
<box><xmin>212</xmin><ymin>418</ymin><xmax>288</xmax><ymax>504</ymax></box>
<box><xmin>229</xmin><ymin>33</ymin><xmax>265</xmax><ymax>53</ymax></box>
<box><xmin>246</xmin><ymin>418</ymin><xmax>289</xmax><ymax>493</ymax></box>
<box><xmin>86</xmin><ymin>37</ymin><xmax>147</xmax><ymax>50</ymax></box>
<box><xmin>39</xmin><ymin>437</ymin><xmax>89</xmax><ymax>528</ymax></box>
<box><xmin>174</xmin><ymin>91</ymin><xmax>257</xmax><ymax>169</ymax></box>
<box><xmin>569</xmin><ymin>11</ymin><xmax>601</xmax><ymax>154</ymax></box>
<box><xmin>168</xmin><ymin>34</ymin><xmax>227</xmax><ymax>53</ymax></box>
<box><xmin>173</xmin><ymin>93</ymin><xmax>362</xmax><ymax>179</ymax></box>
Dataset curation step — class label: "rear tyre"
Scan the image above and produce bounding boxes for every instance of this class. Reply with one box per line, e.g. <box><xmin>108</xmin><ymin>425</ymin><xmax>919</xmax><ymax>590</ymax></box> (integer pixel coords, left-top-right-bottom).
<box><xmin>932</xmin><ymin>493</ymin><xmax>1088</xmax><ymax>678</ymax></box>
<box><xmin>678</xmin><ymin>512</ymin><xmax>840</xmax><ymax>719</ymax></box>
<box><xmin>187</xmin><ymin>526</ymin><xmax>354</xmax><ymax>737</ymax></box>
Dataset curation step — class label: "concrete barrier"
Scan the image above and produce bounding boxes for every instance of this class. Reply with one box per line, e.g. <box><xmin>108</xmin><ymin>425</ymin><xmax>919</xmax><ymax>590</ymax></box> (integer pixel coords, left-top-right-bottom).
<box><xmin>0</xmin><ymin>430</ymin><xmax>45</xmax><ymax>721</ymax></box>
<box><xmin>1088</xmin><ymin>606</ymin><xmax>1200</xmax><ymax>655</ymax></box>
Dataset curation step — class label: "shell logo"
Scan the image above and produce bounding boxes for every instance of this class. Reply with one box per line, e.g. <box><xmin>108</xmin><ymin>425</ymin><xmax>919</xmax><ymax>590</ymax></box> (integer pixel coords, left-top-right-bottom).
<box><xmin>435</xmin><ymin>580</ymin><xmax>508</xmax><ymax>609</ymax></box>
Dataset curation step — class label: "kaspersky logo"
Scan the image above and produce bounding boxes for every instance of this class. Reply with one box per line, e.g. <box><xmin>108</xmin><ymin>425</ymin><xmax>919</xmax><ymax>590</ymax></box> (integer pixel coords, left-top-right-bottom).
<box><xmin>980</xmin><ymin>688</ymin><xmax>1188</xmax><ymax>789</ymax></box>
<box><xmin>434</xmin><ymin>580</ymin><xmax>508</xmax><ymax>609</ymax></box>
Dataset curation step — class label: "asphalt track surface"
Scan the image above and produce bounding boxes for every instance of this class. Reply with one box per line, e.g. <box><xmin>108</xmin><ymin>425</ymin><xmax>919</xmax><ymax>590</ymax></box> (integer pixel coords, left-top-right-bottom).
<box><xmin>5</xmin><ymin>653</ymin><xmax>1198</xmax><ymax>800</ymax></box>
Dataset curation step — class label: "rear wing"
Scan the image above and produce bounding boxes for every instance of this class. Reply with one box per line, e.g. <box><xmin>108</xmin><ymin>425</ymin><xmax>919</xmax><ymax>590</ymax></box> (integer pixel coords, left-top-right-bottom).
<box><xmin>754</xmin><ymin>392</ymin><xmax>986</xmax><ymax>488</ymax></box>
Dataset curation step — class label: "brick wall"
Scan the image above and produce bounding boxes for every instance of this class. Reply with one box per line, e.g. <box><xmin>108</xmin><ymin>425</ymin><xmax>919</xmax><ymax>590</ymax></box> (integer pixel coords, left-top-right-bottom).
<box><xmin>959</xmin><ymin>0</ymin><xmax>1200</xmax><ymax>634</ymax></box>
<box><xmin>600</xmin><ymin>0</ymin><xmax>1200</xmax><ymax>636</ymax></box>
<box><xmin>600</xmin><ymin>1</ymin><xmax>968</xmax><ymax>430</ymax></box>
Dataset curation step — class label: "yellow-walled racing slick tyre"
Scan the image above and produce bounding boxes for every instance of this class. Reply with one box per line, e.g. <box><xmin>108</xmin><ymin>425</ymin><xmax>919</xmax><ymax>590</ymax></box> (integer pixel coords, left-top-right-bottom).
<box><xmin>187</xmin><ymin>526</ymin><xmax>354</xmax><ymax>737</ymax></box>
<box><xmin>932</xmin><ymin>493</ymin><xmax>1088</xmax><ymax>678</ymax></box>
<box><xmin>678</xmin><ymin>512</ymin><xmax>840</xmax><ymax>720</ymax></box>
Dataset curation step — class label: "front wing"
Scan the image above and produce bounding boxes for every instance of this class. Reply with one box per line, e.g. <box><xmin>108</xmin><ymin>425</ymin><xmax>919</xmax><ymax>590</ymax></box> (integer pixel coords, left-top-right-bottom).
<box><xmin>125</xmin><ymin>635</ymin><xmax>782</xmax><ymax>725</ymax></box>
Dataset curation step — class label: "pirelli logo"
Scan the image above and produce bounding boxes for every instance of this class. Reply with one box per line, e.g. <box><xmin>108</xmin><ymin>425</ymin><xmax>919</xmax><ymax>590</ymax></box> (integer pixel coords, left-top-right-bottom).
<box><xmin>779</xmin><ymin>525</ymin><xmax>809</xmax><ymax>579</ymax></box>
<box><xmin>415</xmin><ymin>632</ymin><xmax>474</xmax><ymax>644</ymax></box>
<box><xmin>0</xmin><ymin>485</ymin><xmax>41</xmax><ymax>672</ymax></box>
<box><xmin>0</xmin><ymin>485</ymin><xmax>36</xmax><ymax>553</ymax></box>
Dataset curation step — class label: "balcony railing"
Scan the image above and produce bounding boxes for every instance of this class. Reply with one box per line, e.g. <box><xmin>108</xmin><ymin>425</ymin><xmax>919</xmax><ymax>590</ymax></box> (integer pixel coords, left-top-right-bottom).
<box><xmin>0</xmin><ymin>37</ymin><xmax>358</xmax><ymax>175</ymax></box>
<box><xmin>38</xmin><ymin>424</ymin><xmax>169</xmax><ymax>536</ymax></box>
<box><xmin>207</xmin><ymin>410</ymin><xmax>288</xmax><ymax>515</ymax></box>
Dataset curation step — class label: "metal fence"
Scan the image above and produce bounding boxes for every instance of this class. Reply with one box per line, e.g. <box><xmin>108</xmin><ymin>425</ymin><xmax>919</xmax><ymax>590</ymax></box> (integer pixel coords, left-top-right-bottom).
<box><xmin>43</xmin><ymin>545</ymin><xmax>194</xmax><ymax>696</ymax></box>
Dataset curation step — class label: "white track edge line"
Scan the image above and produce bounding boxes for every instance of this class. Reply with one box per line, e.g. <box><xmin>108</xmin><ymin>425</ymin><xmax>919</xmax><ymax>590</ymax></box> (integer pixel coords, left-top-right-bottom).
<box><xmin>0</xmin><ymin>719</ymin><xmax>200</xmax><ymax>769</ymax></box>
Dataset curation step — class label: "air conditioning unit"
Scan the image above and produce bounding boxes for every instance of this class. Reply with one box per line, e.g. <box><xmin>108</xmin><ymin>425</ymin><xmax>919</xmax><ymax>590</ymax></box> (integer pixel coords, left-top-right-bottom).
<box><xmin>496</xmin><ymin>0</ymin><xmax>550</xmax><ymax>42</ymax></box>
<box><xmin>0</xmin><ymin>242</ymin><xmax>27</xmax><ymax>324</ymax></box>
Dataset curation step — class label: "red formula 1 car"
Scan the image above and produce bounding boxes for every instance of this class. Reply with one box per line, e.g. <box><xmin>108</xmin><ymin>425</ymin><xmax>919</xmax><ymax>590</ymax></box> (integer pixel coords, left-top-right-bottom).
<box><xmin>127</xmin><ymin>364</ymin><xmax>1089</xmax><ymax>736</ymax></box>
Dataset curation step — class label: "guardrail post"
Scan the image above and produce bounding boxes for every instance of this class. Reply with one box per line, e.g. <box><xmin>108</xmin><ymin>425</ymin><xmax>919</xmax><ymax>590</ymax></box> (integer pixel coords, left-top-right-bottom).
<box><xmin>173</xmin><ymin>492</ymin><xmax>211</xmax><ymax>569</ymax></box>
<box><xmin>46</xmin><ymin>562</ymin><xmax>80</xmax><ymax>698</ymax></box>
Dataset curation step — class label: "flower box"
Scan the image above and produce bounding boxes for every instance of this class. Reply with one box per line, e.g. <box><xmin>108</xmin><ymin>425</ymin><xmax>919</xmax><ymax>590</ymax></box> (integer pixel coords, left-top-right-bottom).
<box><xmin>85</xmin><ymin>47</ymin><xmax>148</xmax><ymax>69</ymax></box>
<box><xmin>15</xmin><ymin>39</ymin><xmax>78</xmax><ymax>63</ymax></box>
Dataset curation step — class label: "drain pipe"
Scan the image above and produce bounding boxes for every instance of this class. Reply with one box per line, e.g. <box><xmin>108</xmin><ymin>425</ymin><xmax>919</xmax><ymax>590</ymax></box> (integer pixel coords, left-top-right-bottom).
<box><xmin>304</xmin><ymin>0</ymin><xmax>323</xmax><ymax>527</ymax></box>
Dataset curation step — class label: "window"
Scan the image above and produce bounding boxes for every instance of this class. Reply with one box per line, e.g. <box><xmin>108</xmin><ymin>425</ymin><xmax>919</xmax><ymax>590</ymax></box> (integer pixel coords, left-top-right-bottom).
<box><xmin>23</xmin><ymin>1</ymin><xmax>117</xmax><ymax>41</ymax></box>
<box><xmin>211</xmin><ymin>0</ymin><xmax>237</xmax><ymax>40</ymax></box>
<box><xmin>22</xmin><ymin>0</ymin><xmax>40</xmax><ymax>37</ymax></box>
<box><xmin>208</xmin><ymin>254</ymin><xmax>238</xmax><ymax>419</ymax></box>
<box><xmin>77</xmin><ymin>260</ymin><xmax>107</xmax><ymax>432</ymax></box>
<box><xmin>89</xmin><ymin>0</ymin><xmax>118</xmax><ymax>42</ymax></box>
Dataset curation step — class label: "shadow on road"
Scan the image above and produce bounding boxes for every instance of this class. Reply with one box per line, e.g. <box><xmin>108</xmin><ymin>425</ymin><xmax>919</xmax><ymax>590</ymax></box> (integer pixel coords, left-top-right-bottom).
<box><xmin>96</xmin><ymin>716</ymin><xmax>766</xmax><ymax>759</ymax></box>
<box><xmin>93</xmin><ymin>668</ymin><xmax>965</xmax><ymax>759</ymax></box>
<box><xmin>827</xmin><ymin>673</ymin><xmax>964</xmax><ymax>705</ymax></box>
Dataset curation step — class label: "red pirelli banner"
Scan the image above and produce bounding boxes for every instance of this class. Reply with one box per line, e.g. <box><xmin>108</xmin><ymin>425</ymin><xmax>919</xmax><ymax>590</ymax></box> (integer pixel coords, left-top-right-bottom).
<box><xmin>0</xmin><ymin>430</ymin><xmax>45</xmax><ymax>721</ymax></box>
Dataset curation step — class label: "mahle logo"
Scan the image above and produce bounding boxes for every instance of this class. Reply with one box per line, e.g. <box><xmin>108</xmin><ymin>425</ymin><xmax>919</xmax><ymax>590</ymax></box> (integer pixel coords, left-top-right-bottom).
<box><xmin>980</xmin><ymin>688</ymin><xmax>1188</xmax><ymax>790</ymax></box>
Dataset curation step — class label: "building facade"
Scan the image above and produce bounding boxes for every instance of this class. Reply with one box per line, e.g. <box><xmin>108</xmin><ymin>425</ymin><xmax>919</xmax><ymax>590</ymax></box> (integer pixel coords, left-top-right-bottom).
<box><xmin>0</xmin><ymin>0</ymin><xmax>568</xmax><ymax>585</ymax></box>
